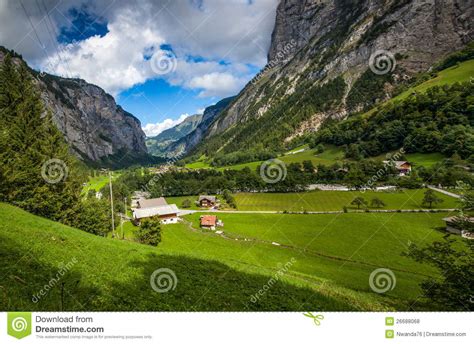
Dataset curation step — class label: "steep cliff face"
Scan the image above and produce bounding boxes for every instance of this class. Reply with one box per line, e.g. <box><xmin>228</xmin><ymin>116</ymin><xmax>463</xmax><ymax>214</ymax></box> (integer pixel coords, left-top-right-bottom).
<box><xmin>194</xmin><ymin>0</ymin><xmax>473</xmax><ymax>155</ymax></box>
<box><xmin>0</xmin><ymin>48</ymin><xmax>147</xmax><ymax>162</ymax></box>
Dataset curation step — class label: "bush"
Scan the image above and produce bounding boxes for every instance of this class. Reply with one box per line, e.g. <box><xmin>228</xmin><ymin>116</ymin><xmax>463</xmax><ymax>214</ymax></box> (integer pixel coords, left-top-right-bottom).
<box><xmin>181</xmin><ymin>199</ymin><xmax>192</xmax><ymax>208</ymax></box>
<box><xmin>136</xmin><ymin>218</ymin><xmax>161</xmax><ymax>246</ymax></box>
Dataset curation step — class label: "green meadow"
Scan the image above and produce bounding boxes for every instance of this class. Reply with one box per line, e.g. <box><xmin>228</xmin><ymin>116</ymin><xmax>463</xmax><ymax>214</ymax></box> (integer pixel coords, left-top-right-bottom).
<box><xmin>81</xmin><ymin>172</ymin><xmax>121</xmax><ymax>195</ymax></box>
<box><xmin>233</xmin><ymin>189</ymin><xmax>458</xmax><ymax>212</ymax></box>
<box><xmin>0</xmin><ymin>202</ymin><xmax>458</xmax><ymax>311</ymax></box>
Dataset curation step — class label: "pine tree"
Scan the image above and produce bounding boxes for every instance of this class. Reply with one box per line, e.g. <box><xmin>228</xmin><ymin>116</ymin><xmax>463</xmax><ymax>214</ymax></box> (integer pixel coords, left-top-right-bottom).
<box><xmin>0</xmin><ymin>57</ymin><xmax>81</xmax><ymax>221</ymax></box>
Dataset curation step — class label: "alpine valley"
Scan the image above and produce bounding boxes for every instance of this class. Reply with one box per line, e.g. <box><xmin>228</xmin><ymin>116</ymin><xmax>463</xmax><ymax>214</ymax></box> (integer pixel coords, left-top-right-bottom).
<box><xmin>0</xmin><ymin>0</ymin><xmax>473</xmax><ymax>314</ymax></box>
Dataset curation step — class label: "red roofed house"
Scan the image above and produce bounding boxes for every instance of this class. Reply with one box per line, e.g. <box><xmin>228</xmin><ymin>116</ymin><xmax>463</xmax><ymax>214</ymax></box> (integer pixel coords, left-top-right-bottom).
<box><xmin>200</xmin><ymin>215</ymin><xmax>218</xmax><ymax>230</ymax></box>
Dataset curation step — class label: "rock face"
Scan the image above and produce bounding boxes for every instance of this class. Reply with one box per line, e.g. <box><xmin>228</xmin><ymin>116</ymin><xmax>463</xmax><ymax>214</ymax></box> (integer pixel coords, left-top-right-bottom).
<box><xmin>0</xmin><ymin>48</ymin><xmax>147</xmax><ymax>162</ymax></box>
<box><xmin>194</xmin><ymin>0</ymin><xmax>474</xmax><ymax>154</ymax></box>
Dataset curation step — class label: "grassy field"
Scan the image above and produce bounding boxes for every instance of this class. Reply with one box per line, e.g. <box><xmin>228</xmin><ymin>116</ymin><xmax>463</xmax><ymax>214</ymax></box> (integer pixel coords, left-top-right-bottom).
<box><xmin>185</xmin><ymin>211</ymin><xmax>450</xmax><ymax>275</ymax></box>
<box><xmin>81</xmin><ymin>172</ymin><xmax>121</xmax><ymax>195</ymax></box>
<box><xmin>1</xmin><ymin>202</ymin><xmax>460</xmax><ymax>311</ymax></box>
<box><xmin>233</xmin><ymin>189</ymin><xmax>458</xmax><ymax>211</ymax></box>
<box><xmin>404</xmin><ymin>153</ymin><xmax>446</xmax><ymax>168</ymax></box>
<box><xmin>184</xmin><ymin>145</ymin><xmax>346</xmax><ymax>171</ymax></box>
<box><xmin>165</xmin><ymin>196</ymin><xmax>202</xmax><ymax>209</ymax></box>
<box><xmin>372</xmin><ymin>151</ymin><xmax>446</xmax><ymax>168</ymax></box>
<box><xmin>185</xmin><ymin>146</ymin><xmax>448</xmax><ymax>172</ymax></box>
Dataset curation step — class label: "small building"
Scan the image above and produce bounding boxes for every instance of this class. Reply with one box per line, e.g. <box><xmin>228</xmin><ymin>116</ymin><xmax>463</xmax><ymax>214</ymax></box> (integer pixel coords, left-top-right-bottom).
<box><xmin>383</xmin><ymin>160</ymin><xmax>412</xmax><ymax>176</ymax></box>
<box><xmin>443</xmin><ymin>216</ymin><xmax>474</xmax><ymax>237</ymax></box>
<box><xmin>198</xmin><ymin>195</ymin><xmax>217</xmax><ymax>208</ymax></box>
<box><xmin>133</xmin><ymin>204</ymin><xmax>179</xmax><ymax>224</ymax></box>
<box><xmin>200</xmin><ymin>215</ymin><xmax>218</xmax><ymax>230</ymax></box>
<box><xmin>137</xmin><ymin>197</ymin><xmax>168</xmax><ymax>209</ymax></box>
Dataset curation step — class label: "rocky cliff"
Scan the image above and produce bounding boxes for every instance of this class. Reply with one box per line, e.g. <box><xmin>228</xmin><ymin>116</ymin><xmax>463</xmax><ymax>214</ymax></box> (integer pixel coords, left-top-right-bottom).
<box><xmin>192</xmin><ymin>0</ymin><xmax>474</xmax><ymax>155</ymax></box>
<box><xmin>0</xmin><ymin>47</ymin><xmax>148</xmax><ymax>163</ymax></box>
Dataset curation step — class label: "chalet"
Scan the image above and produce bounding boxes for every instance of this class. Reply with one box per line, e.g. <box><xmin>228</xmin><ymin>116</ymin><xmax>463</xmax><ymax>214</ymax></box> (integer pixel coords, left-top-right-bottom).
<box><xmin>443</xmin><ymin>216</ymin><xmax>474</xmax><ymax>239</ymax></box>
<box><xmin>383</xmin><ymin>160</ymin><xmax>412</xmax><ymax>176</ymax></box>
<box><xmin>200</xmin><ymin>215</ymin><xmax>218</xmax><ymax>230</ymax></box>
<box><xmin>198</xmin><ymin>195</ymin><xmax>217</xmax><ymax>208</ymax></box>
<box><xmin>133</xmin><ymin>204</ymin><xmax>179</xmax><ymax>224</ymax></box>
<box><xmin>136</xmin><ymin>197</ymin><xmax>168</xmax><ymax>209</ymax></box>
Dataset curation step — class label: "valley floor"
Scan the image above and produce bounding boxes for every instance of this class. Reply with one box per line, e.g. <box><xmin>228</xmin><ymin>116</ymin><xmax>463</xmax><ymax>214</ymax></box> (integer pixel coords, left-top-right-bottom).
<box><xmin>0</xmin><ymin>200</ymin><xmax>460</xmax><ymax>312</ymax></box>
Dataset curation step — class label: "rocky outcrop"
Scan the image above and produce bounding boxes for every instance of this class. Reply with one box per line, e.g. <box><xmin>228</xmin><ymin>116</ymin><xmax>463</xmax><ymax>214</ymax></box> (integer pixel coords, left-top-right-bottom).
<box><xmin>0</xmin><ymin>47</ymin><xmax>147</xmax><ymax>162</ymax></box>
<box><xmin>195</xmin><ymin>0</ymin><xmax>474</xmax><ymax>154</ymax></box>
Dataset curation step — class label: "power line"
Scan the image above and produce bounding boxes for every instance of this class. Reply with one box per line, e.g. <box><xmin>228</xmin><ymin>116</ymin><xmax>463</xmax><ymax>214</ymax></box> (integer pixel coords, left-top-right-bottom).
<box><xmin>19</xmin><ymin>0</ymin><xmax>46</xmax><ymax>51</ymax></box>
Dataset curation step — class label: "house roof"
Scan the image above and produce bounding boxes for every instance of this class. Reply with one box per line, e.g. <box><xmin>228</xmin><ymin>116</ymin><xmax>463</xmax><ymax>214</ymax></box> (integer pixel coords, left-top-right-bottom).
<box><xmin>200</xmin><ymin>215</ymin><xmax>217</xmax><ymax>226</ymax></box>
<box><xmin>137</xmin><ymin>197</ymin><xmax>168</xmax><ymax>208</ymax></box>
<box><xmin>133</xmin><ymin>204</ymin><xmax>179</xmax><ymax>220</ymax></box>
<box><xmin>394</xmin><ymin>161</ymin><xmax>411</xmax><ymax>169</ymax></box>
<box><xmin>199</xmin><ymin>195</ymin><xmax>216</xmax><ymax>202</ymax></box>
<box><xmin>382</xmin><ymin>161</ymin><xmax>411</xmax><ymax>169</ymax></box>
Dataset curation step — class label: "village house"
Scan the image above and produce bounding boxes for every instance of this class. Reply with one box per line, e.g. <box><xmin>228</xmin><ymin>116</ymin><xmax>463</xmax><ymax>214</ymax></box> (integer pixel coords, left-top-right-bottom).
<box><xmin>133</xmin><ymin>204</ymin><xmax>180</xmax><ymax>225</ymax></box>
<box><xmin>199</xmin><ymin>215</ymin><xmax>223</xmax><ymax>230</ymax></box>
<box><xmin>198</xmin><ymin>195</ymin><xmax>217</xmax><ymax>208</ymax></box>
<box><xmin>383</xmin><ymin>160</ymin><xmax>412</xmax><ymax>176</ymax></box>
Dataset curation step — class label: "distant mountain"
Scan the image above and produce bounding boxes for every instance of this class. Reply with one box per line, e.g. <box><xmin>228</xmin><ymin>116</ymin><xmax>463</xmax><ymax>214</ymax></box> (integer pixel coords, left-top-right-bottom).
<box><xmin>0</xmin><ymin>46</ymin><xmax>149</xmax><ymax>166</ymax></box>
<box><xmin>146</xmin><ymin>114</ymin><xmax>202</xmax><ymax>156</ymax></box>
<box><xmin>159</xmin><ymin>96</ymin><xmax>235</xmax><ymax>157</ymax></box>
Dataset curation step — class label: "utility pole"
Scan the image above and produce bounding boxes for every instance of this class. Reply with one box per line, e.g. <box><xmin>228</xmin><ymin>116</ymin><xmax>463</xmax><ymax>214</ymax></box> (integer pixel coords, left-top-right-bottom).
<box><xmin>109</xmin><ymin>171</ymin><xmax>115</xmax><ymax>237</ymax></box>
<box><xmin>122</xmin><ymin>197</ymin><xmax>127</xmax><ymax>239</ymax></box>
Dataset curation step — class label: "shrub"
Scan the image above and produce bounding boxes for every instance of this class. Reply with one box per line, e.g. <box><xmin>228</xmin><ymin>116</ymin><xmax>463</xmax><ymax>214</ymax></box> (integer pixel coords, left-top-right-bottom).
<box><xmin>136</xmin><ymin>218</ymin><xmax>161</xmax><ymax>246</ymax></box>
<box><xmin>181</xmin><ymin>199</ymin><xmax>192</xmax><ymax>208</ymax></box>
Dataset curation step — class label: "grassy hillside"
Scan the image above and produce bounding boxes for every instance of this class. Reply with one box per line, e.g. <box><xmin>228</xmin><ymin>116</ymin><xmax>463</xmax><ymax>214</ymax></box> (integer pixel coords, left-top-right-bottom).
<box><xmin>0</xmin><ymin>202</ymin><xmax>458</xmax><ymax>311</ymax></box>
<box><xmin>0</xmin><ymin>202</ymin><xmax>388</xmax><ymax>311</ymax></box>
<box><xmin>362</xmin><ymin>59</ymin><xmax>474</xmax><ymax>118</ymax></box>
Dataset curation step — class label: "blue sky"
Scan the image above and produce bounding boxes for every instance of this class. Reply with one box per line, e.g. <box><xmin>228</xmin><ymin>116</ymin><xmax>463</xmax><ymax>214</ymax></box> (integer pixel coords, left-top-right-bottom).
<box><xmin>0</xmin><ymin>0</ymin><xmax>278</xmax><ymax>136</ymax></box>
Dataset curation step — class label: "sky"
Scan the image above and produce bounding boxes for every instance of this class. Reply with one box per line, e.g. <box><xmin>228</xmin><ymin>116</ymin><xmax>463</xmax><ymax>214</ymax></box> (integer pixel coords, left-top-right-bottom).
<box><xmin>0</xmin><ymin>0</ymin><xmax>278</xmax><ymax>136</ymax></box>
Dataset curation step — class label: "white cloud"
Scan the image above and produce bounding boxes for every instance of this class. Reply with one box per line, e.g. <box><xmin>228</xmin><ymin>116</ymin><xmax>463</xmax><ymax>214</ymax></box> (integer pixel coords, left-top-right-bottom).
<box><xmin>187</xmin><ymin>72</ymin><xmax>247</xmax><ymax>98</ymax></box>
<box><xmin>142</xmin><ymin>113</ymin><xmax>190</xmax><ymax>137</ymax></box>
<box><xmin>0</xmin><ymin>0</ymin><xmax>278</xmax><ymax>98</ymax></box>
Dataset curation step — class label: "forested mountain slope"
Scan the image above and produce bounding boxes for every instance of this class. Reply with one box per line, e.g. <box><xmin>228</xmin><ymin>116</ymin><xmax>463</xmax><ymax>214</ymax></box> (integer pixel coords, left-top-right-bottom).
<box><xmin>189</xmin><ymin>0</ymin><xmax>473</xmax><ymax>158</ymax></box>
